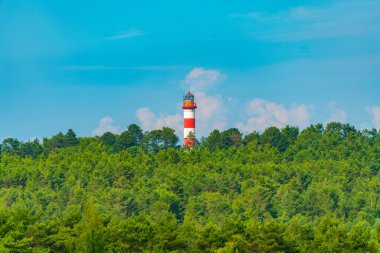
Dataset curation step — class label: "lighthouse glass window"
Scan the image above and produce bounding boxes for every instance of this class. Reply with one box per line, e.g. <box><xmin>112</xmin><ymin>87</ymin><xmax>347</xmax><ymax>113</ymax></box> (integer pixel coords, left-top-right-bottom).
<box><xmin>185</xmin><ymin>98</ymin><xmax>193</xmax><ymax>106</ymax></box>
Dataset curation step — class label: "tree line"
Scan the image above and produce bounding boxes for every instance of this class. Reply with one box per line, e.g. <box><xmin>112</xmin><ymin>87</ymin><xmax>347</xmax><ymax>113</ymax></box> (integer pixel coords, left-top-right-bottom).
<box><xmin>0</xmin><ymin>122</ymin><xmax>380</xmax><ymax>252</ymax></box>
<box><xmin>0</xmin><ymin>125</ymin><xmax>180</xmax><ymax>158</ymax></box>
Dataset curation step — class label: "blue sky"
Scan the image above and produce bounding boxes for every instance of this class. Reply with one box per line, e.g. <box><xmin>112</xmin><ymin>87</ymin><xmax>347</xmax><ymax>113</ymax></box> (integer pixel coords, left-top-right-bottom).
<box><xmin>1</xmin><ymin>0</ymin><xmax>380</xmax><ymax>140</ymax></box>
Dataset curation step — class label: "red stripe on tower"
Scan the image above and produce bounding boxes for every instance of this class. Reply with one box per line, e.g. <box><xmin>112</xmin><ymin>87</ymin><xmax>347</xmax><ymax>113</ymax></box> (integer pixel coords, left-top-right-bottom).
<box><xmin>182</xmin><ymin>91</ymin><xmax>197</xmax><ymax>148</ymax></box>
<box><xmin>184</xmin><ymin>118</ymin><xmax>195</xmax><ymax>128</ymax></box>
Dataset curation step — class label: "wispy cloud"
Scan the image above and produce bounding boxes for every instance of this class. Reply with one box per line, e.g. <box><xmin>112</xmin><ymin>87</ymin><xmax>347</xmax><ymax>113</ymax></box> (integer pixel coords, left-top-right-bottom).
<box><xmin>367</xmin><ymin>106</ymin><xmax>380</xmax><ymax>129</ymax></box>
<box><xmin>105</xmin><ymin>28</ymin><xmax>146</xmax><ymax>40</ymax></box>
<box><xmin>136</xmin><ymin>107</ymin><xmax>182</xmax><ymax>133</ymax></box>
<box><xmin>182</xmin><ymin>67</ymin><xmax>227</xmax><ymax>92</ymax></box>
<box><xmin>236</xmin><ymin>99</ymin><xmax>310</xmax><ymax>133</ymax></box>
<box><xmin>194</xmin><ymin>91</ymin><xmax>228</xmax><ymax>135</ymax></box>
<box><xmin>61</xmin><ymin>65</ymin><xmax>185</xmax><ymax>71</ymax></box>
<box><xmin>92</xmin><ymin>116</ymin><xmax>120</xmax><ymax>136</ymax></box>
<box><xmin>326</xmin><ymin>102</ymin><xmax>347</xmax><ymax>123</ymax></box>
<box><xmin>230</xmin><ymin>0</ymin><xmax>380</xmax><ymax>42</ymax></box>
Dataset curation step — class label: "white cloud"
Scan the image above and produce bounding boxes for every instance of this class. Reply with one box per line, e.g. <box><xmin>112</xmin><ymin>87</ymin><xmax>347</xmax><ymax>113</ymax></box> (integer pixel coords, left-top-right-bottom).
<box><xmin>236</xmin><ymin>99</ymin><xmax>310</xmax><ymax>133</ymax></box>
<box><xmin>367</xmin><ymin>106</ymin><xmax>380</xmax><ymax>129</ymax></box>
<box><xmin>136</xmin><ymin>107</ymin><xmax>182</xmax><ymax>133</ymax></box>
<box><xmin>194</xmin><ymin>91</ymin><xmax>228</xmax><ymax>136</ymax></box>
<box><xmin>195</xmin><ymin>92</ymin><xmax>221</xmax><ymax>121</ymax></box>
<box><xmin>183</xmin><ymin>67</ymin><xmax>227</xmax><ymax>92</ymax></box>
<box><xmin>326</xmin><ymin>102</ymin><xmax>348</xmax><ymax>123</ymax></box>
<box><xmin>231</xmin><ymin>0</ymin><xmax>380</xmax><ymax>42</ymax></box>
<box><xmin>92</xmin><ymin>116</ymin><xmax>120</xmax><ymax>136</ymax></box>
<box><xmin>136</xmin><ymin>107</ymin><xmax>155</xmax><ymax>131</ymax></box>
<box><xmin>105</xmin><ymin>28</ymin><xmax>146</xmax><ymax>40</ymax></box>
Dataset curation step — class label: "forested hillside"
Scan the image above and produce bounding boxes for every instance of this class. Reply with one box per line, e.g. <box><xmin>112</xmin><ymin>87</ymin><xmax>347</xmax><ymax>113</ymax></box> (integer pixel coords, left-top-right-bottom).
<box><xmin>1</xmin><ymin>122</ymin><xmax>380</xmax><ymax>252</ymax></box>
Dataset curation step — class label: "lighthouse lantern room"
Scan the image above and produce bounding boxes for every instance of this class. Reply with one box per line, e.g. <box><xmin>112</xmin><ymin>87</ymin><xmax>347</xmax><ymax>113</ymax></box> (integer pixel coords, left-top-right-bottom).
<box><xmin>182</xmin><ymin>91</ymin><xmax>197</xmax><ymax>148</ymax></box>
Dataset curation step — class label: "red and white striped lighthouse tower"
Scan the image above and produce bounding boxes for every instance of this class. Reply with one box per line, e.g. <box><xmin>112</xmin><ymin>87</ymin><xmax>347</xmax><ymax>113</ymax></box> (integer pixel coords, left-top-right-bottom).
<box><xmin>182</xmin><ymin>91</ymin><xmax>197</xmax><ymax>148</ymax></box>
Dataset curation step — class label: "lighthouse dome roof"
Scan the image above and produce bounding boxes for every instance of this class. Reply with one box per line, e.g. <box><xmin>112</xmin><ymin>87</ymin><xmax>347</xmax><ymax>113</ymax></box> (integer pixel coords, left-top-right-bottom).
<box><xmin>184</xmin><ymin>91</ymin><xmax>194</xmax><ymax>98</ymax></box>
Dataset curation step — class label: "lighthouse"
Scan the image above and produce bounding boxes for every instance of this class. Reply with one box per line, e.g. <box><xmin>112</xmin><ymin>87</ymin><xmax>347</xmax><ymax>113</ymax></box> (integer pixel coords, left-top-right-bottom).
<box><xmin>182</xmin><ymin>91</ymin><xmax>197</xmax><ymax>148</ymax></box>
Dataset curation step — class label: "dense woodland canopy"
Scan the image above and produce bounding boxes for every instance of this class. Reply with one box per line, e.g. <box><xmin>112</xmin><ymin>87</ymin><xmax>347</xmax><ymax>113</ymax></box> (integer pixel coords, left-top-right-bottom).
<box><xmin>1</xmin><ymin>122</ymin><xmax>380</xmax><ymax>252</ymax></box>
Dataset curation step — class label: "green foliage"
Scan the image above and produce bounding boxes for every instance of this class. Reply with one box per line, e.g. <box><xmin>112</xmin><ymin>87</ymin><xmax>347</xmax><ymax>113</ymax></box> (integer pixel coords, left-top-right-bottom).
<box><xmin>202</xmin><ymin>129</ymin><xmax>222</xmax><ymax>151</ymax></box>
<box><xmin>65</xmin><ymin>129</ymin><xmax>80</xmax><ymax>146</ymax></box>
<box><xmin>100</xmin><ymin>132</ymin><xmax>117</xmax><ymax>146</ymax></box>
<box><xmin>0</xmin><ymin>123</ymin><xmax>379</xmax><ymax>252</ymax></box>
<box><xmin>202</xmin><ymin>128</ymin><xmax>243</xmax><ymax>150</ymax></box>
<box><xmin>42</xmin><ymin>129</ymin><xmax>80</xmax><ymax>154</ymax></box>
<box><xmin>142</xmin><ymin>127</ymin><xmax>179</xmax><ymax>153</ymax></box>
